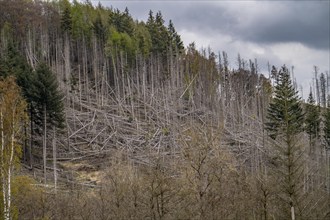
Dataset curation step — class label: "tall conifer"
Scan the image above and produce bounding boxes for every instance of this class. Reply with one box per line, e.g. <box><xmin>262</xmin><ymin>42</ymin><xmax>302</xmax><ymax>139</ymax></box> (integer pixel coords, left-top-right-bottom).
<box><xmin>33</xmin><ymin>63</ymin><xmax>65</xmax><ymax>183</ymax></box>
<box><xmin>305</xmin><ymin>91</ymin><xmax>321</xmax><ymax>150</ymax></box>
<box><xmin>265</xmin><ymin>65</ymin><xmax>305</xmax><ymax>220</ymax></box>
<box><xmin>323</xmin><ymin>106</ymin><xmax>330</xmax><ymax>150</ymax></box>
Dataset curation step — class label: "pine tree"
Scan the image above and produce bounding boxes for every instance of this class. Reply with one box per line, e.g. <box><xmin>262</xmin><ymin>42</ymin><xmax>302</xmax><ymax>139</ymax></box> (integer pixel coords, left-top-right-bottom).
<box><xmin>305</xmin><ymin>91</ymin><xmax>321</xmax><ymax>150</ymax></box>
<box><xmin>323</xmin><ymin>106</ymin><xmax>330</xmax><ymax>150</ymax></box>
<box><xmin>33</xmin><ymin>63</ymin><xmax>65</xmax><ymax>183</ymax></box>
<box><xmin>0</xmin><ymin>44</ymin><xmax>35</xmax><ymax>167</ymax></box>
<box><xmin>266</xmin><ymin>66</ymin><xmax>304</xmax><ymax>139</ymax></box>
<box><xmin>93</xmin><ymin>13</ymin><xmax>106</xmax><ymax>43</ymax></box>
<box><xmin>147</xmin><ymin>10</ymin><xmax>169</xmax><ymax>56</ymax></box>
<box><xmin>168</xmin><ymin>20</ymin><xmax>184</xmax><ymax>55</ymax></box>
<box><xmin>265</xmin><ymin>65</ymin><xmax>305</xmax><ymax>220</ymax></box>
<box><xmin>109</xmin><ymin>8</ymin><xmax>134</xmax><ymax>35</ymax></box>
<box><xmin>60</xmin><ymin>2</ymin><xmax>72</xmax><ymax>33</ymax></box>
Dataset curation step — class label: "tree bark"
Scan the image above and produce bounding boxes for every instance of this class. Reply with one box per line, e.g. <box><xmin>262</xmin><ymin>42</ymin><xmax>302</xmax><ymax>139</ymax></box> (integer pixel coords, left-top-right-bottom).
<box><xmin>53</xmin><ymin>126</ymin><xmax>57</xmax><ymax>193</ymax></box>
<box><xmin>43</xmin><ymin>104</ymin><xmax>47</xmax><ymax>184</ymax></box>
<box><xmin>29</xmin><ymin>106</ymin><xmax>34</xmax><ymax>169</ymax></box>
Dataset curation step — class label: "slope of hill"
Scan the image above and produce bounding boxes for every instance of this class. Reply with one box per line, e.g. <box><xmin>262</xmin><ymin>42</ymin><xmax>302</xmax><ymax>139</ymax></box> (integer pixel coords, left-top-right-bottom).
<box><xmin>0</xmin><ymin>0</ymin><xmax>329</xmax><ymax>219</ymax></box>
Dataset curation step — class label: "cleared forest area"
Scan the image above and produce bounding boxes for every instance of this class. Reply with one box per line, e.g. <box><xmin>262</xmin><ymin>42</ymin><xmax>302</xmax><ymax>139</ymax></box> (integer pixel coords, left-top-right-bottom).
<box><xmin>0</xmin><ymin>0</ymin><xmax>329</xmax><ymax>219</ymax></box>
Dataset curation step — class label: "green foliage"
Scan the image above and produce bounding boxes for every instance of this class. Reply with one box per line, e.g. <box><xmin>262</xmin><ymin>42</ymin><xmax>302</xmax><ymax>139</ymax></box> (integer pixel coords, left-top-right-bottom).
<box><xmin>168</xmin><ymin>20</ymin><xmax>184</xmax><ymax>54</ymax></box>
<box><xmin>109</xmin><ymin>8</ymin><xmax>134</xmax><ymax>36</ymax></box>
<box><xmin>134</xmin><ymin>22</ymin><xmax>152</xmax><ymax>56</ymax></box>
<box><xmin>0</xmin><ymin>44</ymin><xmax>35</xmax><ymax>104</ymax></box>
<box><xmin>323</xmin><ymin>107</ymin><xmax>330</xmax><ymax>149</ymax></box>
<box><xmin>60</xmin><ymin>1</ymin><xmax>72</xmax><ymax>33</ymax></box>
<box><xmin>147</xmin><ymin>11</ymin><xmax>169</xmax><ymax>55</ymax></box>
<box><xmin>93</xmin><ymin>13</ymin><xmax>106</xmax><ymax>42</ymax></box>
<box><xmin>265</xmin><ymin>66</ymin><xmax>304</xmax><ymax>139</ymax></box>
<box><xmin>33</xmin><ymin>63</ymin><xmax>65</xmax><ymax>129</ymax></box>
<box><xmin>70</xmin><ymin>1</ymin><xmax>93</xmax><ymax>39</ymax></box>
<box><xmin>305</xmin><ymin>92</ymin><xmax>321</xmax><ymax>142</ymax></box>
<box><xmin>265</xmin><ymin>65</ymin><xmax>306</xmax><ymax>219</ymax></box>
<box><xmin>106</xmin><ymin>27</ymin><xmax>137</xmax><ymax>61</ymax></box>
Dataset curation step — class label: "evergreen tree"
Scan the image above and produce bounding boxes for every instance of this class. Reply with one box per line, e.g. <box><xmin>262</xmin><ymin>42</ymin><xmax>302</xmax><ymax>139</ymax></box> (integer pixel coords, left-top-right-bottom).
<box><xmin>60</xmin><ymin>4</ymin><xmax>72</xmax><ymax>33</ymax></box>
<box><xmin>270</xmin><ymin>65</ymin><xmax>278</xmax><ymax>84</ymax></box>
<box><xmin>265</xmin><ymin>65</ymin><xmax>305</xmax><ymax>220</ymax></box>
<box><xmin>33</xmin><ymin>63</ymin><xmax>65</xmax><ymax>183</ymax></box>
<box><xmin>109</xmin><ymin>8</ymin><xmax>134</xmax><ymax>35</ymax></box>
<box><xmin>266</xmin><ymin>66</ymin><xmax>304</xmax><ymax>139</ymax></box>
<box><xmin>93</xmin><ymin>13</ymin><xmax>106</xmax><ymax>43</ymax></box>
<box><xmin>168</xmin><ymin>19</ymin><xmax>184</xmax><ymax>55</ymax></box>
<box><xmin>33</xmin><ymin>63</ymin><xmax>65</xmax><ymax>129</ymax></box>
<box><xmin>147</xmin><ymin>10</ymin><xmax>169</xmax><ymax>55</ymax></box>
<box><xmin>0</xmin><ymin>44</ymin><xmax>35</xmax><ymax>167</ymax></box>
<box><xmin>323</xmin><ymin>106</ymin><xmax>330</xmax><ymax>150</ymax></box>
<box><xmin>134</xmin><ymin>22</ymin><xmax>152</xmax><ymax>56</ymax></box>
<box><xmin>305</xmin><ymin>91</ymin><xmax>321</xmax><ymax>149</ymax></box>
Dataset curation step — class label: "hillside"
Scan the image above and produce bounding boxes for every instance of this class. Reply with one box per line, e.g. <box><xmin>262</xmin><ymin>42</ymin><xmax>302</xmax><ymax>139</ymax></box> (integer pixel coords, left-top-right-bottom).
<box><xmin>0</xmin><ymin>0</ymin><xmax>329</xmax><ymax>219</ymax></box>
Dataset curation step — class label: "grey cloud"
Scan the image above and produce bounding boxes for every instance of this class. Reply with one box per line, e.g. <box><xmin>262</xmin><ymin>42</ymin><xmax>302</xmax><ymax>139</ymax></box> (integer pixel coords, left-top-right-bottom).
<box><xmin>238</xmin><ymin>1</ymin><xmax>330</xmax><ymax>50</ymax></box>
<box><xmin>173</xmin><ymin>1</ymin><xmax>329</xmax><ymax>50</ymax></box>
<box><xmin>105</xmin><ymin>1</ymin><xmax>329</xmax><ymax>51</ymax></box>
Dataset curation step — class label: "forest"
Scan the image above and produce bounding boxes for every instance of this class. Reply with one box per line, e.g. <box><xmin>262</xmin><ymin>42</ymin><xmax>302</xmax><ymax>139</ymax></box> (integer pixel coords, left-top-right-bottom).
<box><xmin>0</xmin><ymin>0</ymin><xmax>329</xmax><ymax>219</ymax></box>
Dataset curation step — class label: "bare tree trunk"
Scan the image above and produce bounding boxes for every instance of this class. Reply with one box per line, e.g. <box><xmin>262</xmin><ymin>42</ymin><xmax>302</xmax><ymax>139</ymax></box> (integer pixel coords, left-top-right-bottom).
<box><xmin>29</xmin><ymin>107</ymin><xmax>34</xmax><ymax>169</ymax></box>
<box><xmin>0</xmin><ymin>110</ymin><xmax>8</xmax><ymax>219</ymax></box>
<box><xmin>53</xmin><ymin>126</ymin><xmax>57</xmax><ymax>193</ymax></box>
<box><xmin>6</xmin><ymin>113</ymin><xmax>16</xmax><ymax>220</ymax></box>
<box><xmin>291</xmin><ymin>206</ymin><xmax>295</xmax><ymax>220</ymax></box>
<box><xmin>43</xmin><ymin>104</ymin><xmax>47</xmax><ymax>184</ymax></box>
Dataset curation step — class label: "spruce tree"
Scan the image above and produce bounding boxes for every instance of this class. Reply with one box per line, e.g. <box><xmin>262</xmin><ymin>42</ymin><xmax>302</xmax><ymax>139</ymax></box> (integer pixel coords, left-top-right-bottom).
<box><xmin>168</xmin><ymin>20</ymin><xmax>184</xmax><ymax>55</ymax></box>
<box><xmin>305</xmin><ymin>91</ymin><xmax>321</xmax><ymax>150</ymax></box>
<box><xmin>93</xmin><ymin>13</ymin><xmax>106</xmax><ymax>43</ymax></box>
<box><xmin>0</xmin><ymin>44</ymin><xmax>36</xmax><ymax>167</ymax></box>
<box><xmin>33</xmin><ymin>63</ymin><xmax>65</xmax><ymax>183</ymax></box>
<box><xmin>60</xmin><ymin>3</ymin><xmax>72</xmax><ymax>33</ymax></box>
<box><xmin>147</xmin><ymin>10</ymin><xmax>169</xmax><ymax>56</ymax></box>
<box><xmin>266</xmin><ymin>66</ymin><xmax>304</xmax><ymax>139</ymax></box>
<box><xmin>265</xmin><ymin>65</ymin><xmax>305</xmax><ymax>220</ymax></box>
<box><xmin>323</xmin><ymin>106</ymin><xmax>330</xmax><ymax>150</ymax></box>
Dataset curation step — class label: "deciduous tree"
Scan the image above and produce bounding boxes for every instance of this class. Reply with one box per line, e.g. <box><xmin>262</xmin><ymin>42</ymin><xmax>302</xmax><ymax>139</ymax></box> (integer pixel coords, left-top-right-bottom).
<box><xmin>0</xmin><ymin>76</ymin><xmax>27</xmax><ymax>220</ymax></box>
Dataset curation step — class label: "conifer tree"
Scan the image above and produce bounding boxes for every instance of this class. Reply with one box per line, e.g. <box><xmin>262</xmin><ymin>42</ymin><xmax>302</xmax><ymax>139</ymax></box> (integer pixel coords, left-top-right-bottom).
<box><xmin>60</xmin><ymin>1</ymin><xmax>72</xmax><ymax>33</ymax></box>
<box><xmin>147</xmin><ymin>10</ymin><xmax>169</xmax><ymax>55</ymax></box>
<box><xmin>168</xmin><ymin>20</ymin><xmax>184</xmax><ymax>55</ymax></box>
<box><xmin>323</xmin><ymin>106</ymin><xmax>330</xmax><ymax>150</ymax></box>
<box><xmin>93</xmin><ymin>13</ymin><xmax>106</xmax><ymax>43</ymax></box>
<box><xmin>0</xmin><ymin>44</ymin><xmax>35</xmax><ymax>167</ymax></box>
<box><xmin>305</xmin><ymin>91</ymin><xmax>321</xmax><ymax>150</ymax></box>
<box><xmin>33</xmin><ymin>63</ymin><xmax>65</xmax><ymax>183</ymax></box>
<box><xmin>265</xmin><ymin>65</ymin><xmax>305</xmax><ymax>220</ymax></box>
<box><xmin>109</xmin><ymin>8</ymin><xmax>134</xmax><ymax>35</ymax></box>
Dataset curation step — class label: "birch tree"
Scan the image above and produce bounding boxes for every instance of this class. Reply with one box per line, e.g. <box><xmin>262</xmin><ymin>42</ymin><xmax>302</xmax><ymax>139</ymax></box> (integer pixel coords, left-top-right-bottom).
<box><xmin>0</xmin><ymin>76</ymin><xmax>27</xmax><ymax>220</ymax></box>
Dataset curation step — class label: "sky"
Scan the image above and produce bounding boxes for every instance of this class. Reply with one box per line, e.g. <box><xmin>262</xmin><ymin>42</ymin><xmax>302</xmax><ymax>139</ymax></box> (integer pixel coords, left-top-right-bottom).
<box><xmin>91</xmin><ymin>0</ymin><xmax>330</xmax><ymax>100</ymax></box>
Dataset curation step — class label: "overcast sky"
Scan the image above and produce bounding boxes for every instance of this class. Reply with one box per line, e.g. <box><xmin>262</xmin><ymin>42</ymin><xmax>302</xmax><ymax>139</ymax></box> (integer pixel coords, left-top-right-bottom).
<box><xmin>92</xmin><ymin>0</ymin><xmax>329</xmax><ymax>99</ymax></box>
